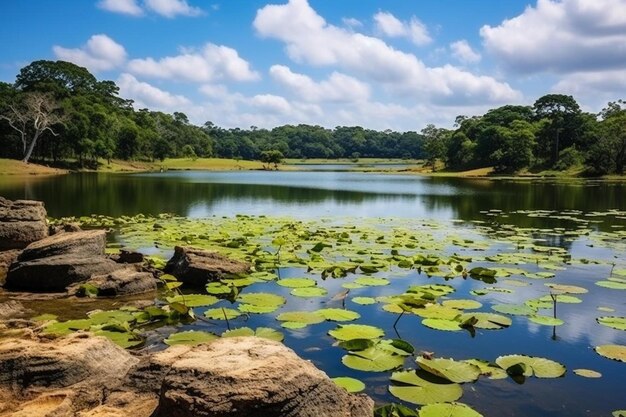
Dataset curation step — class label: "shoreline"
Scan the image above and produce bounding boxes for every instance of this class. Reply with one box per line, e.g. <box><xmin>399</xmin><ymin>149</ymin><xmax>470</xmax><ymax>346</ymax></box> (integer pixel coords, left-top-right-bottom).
<box><xmin>0</xmin><ymin>158</ymin><xmax>624</xmax><ymax>182</ymax></box>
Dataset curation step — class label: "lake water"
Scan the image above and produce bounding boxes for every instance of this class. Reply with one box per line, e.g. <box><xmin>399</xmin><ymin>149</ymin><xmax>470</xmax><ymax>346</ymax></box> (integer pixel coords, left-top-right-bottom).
<box><xmin>1</xmin><ymin>170</ymin><xmax>625</xmax><ymax>417</ymax></box>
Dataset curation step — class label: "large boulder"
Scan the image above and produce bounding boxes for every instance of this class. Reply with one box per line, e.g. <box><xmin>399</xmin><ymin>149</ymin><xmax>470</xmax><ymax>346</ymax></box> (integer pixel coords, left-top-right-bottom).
<box><xmin>5</xmin><ymin>255</ymin><xmax>121</xmax><ymax>292</ymax></box>
<box><xmin>69</xmin><ymin>265</ymin><xmax>157</xmax><ymax>297</ymax></box>
<box><xmin>0</xmin><ymin>198</ymin><xmax>48</xmax><ymax>250</ymax></box>
<box><xmin>17</xmin><ymin>230</ymin><xmax>106</xmax><ymax>262</ymax></box>
<box><xmin>164</xmin><ymin>246</ymin><xmax>251</xmax><ymax>286</ymax></box>
<box><xmin>150</xmin><ymin>337</ymin><xmax>374</xmax><ymax>417</ymax></box>
<box><xmin>0</xmin><ymin>250</ymin><xmax>20</xmax><ymax>286</ymax></box>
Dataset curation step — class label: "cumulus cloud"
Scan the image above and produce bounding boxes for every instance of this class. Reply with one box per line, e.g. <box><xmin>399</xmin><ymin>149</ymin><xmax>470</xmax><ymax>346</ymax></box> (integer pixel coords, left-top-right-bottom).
<box><xmin>269</xmin><ymin>65</ymin><xmax>370</xmax><ymax>103</ymax></box>
<box><xmin>254</xmin><ymin>0</ymin><xmax>520</xmax><ymax>105</ymax></box>
<box><xmin>117</xmin><ymin>73</ymin><xmax>190</xmax><ymax>109</ymax></box>
<box><xmin>342</xmin><ymin>17</ymin><xmax>363</xmax><ymax>29</ymax></box>
<box><xmin>144</xmin><ymin>0</ymin><xmax>203</xmax><ymax>18</ymax></box>
<box><xmin>97</xmin><ymin>0</ymin><xmax>143</xmax><ymax>16</ymax></box>
<box><xmin>53</xmin><ymin>34</ymin><xmax>127</xmax><ymax>72</ymax></box>
<box><xmin>373</xmin><ymin>11</ymin><xmax>431</xmax><ymax>46</ymax></box>
<box><xmin>450</xmin><ymin>40</ymin><xmax>481</xmax><ymax>64</ymax></box>
<box><xmin>249</xmin><ymin>94</ymin><xmax>292</xmax><ymax>114</ymax></box>
<box><xmin>481</xmin><ymin>0</ymin><xmax>626</xmax><ymax>73</ymax></box>
<box><xmin>127</xmin><ymin>43</ymin><xmax>259</xmax><ymax>82</ymax></box>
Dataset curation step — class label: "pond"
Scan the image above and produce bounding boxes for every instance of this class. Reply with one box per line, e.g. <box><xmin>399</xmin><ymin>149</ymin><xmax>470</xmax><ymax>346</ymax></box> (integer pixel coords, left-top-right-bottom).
<box><xmin>1</xmin><ymin>170</ymin><xmax>625</xmax><ymax>417</ymax></box>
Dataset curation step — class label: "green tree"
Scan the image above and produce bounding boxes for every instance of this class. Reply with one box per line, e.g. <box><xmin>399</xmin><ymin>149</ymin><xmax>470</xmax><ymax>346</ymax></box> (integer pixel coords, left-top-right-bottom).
<box><xmin>260</xmin><ymin>150</ymin><xmax>284</xmax><ymax>170</ymax></box>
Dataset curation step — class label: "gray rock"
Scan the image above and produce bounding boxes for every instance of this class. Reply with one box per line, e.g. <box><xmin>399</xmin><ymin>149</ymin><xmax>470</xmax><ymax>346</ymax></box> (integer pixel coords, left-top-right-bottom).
<box><xmin>0</xmin><ymin>198</ymin><xmax>48</xmax><ymax>250</ymax></box>
<box><xmin>18</xmin><ymin>230</ymin><xmax>107</xmax><ymax>262</ymax></box>
<box><xmin>164</xmin><ymin>246</ymin><xmax>250</xmax><ymax>286</ymax></box>
<box><xmin>0</xmin><ymin>249</ymin><xmax>20</xmax><ymax>286</ymax></box>
<box><xmin>150</xmin><ymin>337</ymin><xmax>374</xmax><ymax>417</ymax></box>
<box><xmin>71</xmin><ymin>265</ymin><xmax>157</xmax><ymax>297</ymax></box>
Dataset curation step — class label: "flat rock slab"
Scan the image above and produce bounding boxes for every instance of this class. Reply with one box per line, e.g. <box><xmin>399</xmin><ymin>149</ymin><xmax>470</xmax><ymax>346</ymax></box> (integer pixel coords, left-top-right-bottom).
<box><xmin>0</xmin><ymin>250</ymin><xmax>20</xmax><ymax>286</ymax></box>
<box><xmin>18</xmin><ymin>230</ymin><xmax>107</xmax><ymax>262</ymax></box>
<box><xmin>71</xmin><ymin>266</ymin><xmax>157</xmax><ymax>297</ymax></box>
<box><xmin>5</xmin><ymin>255</ymin><xmax>121</xmax><ymax>292</ymax></box>
<box><xmin>151</xmin><ymin>337</ymin><xmax>374</xmax><ymax>417</ymax></box>
<box><xmin>0</xmin><ymin>198</ymin><xmax>48</xmax><ymax>250</ymax></box>
<box><xmin>164</xmin><ymin>246</ymin><xmax>250</xmax><ymax>286</ymax></box>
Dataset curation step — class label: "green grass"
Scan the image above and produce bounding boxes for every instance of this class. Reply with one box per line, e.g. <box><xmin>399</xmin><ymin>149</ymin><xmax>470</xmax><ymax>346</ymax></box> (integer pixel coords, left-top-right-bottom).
<box><xmin>0</xmin><ymin>159</ymin><xmax>67</xmax><ymax>176</ymax></box>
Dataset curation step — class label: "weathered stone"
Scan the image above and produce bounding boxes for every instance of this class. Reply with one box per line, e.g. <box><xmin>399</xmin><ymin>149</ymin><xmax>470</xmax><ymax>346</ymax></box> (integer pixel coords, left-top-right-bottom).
<box><xmin>0</xmin><ymin>301</ymin><xmax>27</xmax><ymax>320</ymax></box>
<box><xmin>151</xmin><ymin>337</ymin><xmax>374</xmax><ymax>417</ymax></box>
<box><xmin>5</xmin><ymin>255</ymin><xmax>121</xmax><ymax>292</ymax></box>
<box><xmin>0</xmin><ymin>250</ymin><xmax>20</xmax><ymax>286</ymax></box>
<box><xmin>70</xmin><ymin>265</ymin><xmax>157</xmax><ymax>297</ymax></box>
<box><xmin>49</xmin><ymin>223</ymin><xmax>82</xmax><ymax>235</ymax></box>
<box><xmin>110</xmin><ymin>249</ymin><xmax>144</xmax><ymax>264</ymax></box>
<box><xmin>0</xmin><ymin>198</ymin><xmax>48</xmax><ymax>250</ymax></box>
<box><xmin>18</xmin><ymin>230</ymin><xmax>106</xmax><ymax>263</ymax></box>
<box><xmin>164</xmin><ymin>246</ymin><xmax>250</xmax><ymax>286</ymax></box>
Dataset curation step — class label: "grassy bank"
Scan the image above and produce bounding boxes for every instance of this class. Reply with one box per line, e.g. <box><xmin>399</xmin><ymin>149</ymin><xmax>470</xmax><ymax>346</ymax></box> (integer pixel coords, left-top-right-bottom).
<box><xmin>0</xmin><ymin>159</ymin><xmax>68</xmax><ymax>176</ymax></box>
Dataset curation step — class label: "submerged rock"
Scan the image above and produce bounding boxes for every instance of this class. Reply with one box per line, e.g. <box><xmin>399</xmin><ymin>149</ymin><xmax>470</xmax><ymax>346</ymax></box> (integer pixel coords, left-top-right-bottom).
<box><xmin>150</xmin><ymin>337</ymin><xmax>374</xmax><ymax>417</ymax></box>
<box><xmin>70</xmin><ymin>265</ymin><xmax>157</xmax><ymax>297</ymax></box>
<box><xmin>164</xmin><ymin>246</ymin><xmax>250</xmax><ymax>286</ymax></box>
<box><xmin>0</xmin><ymin>197</ymin><xmax>48</xmax><ymax>250</ymax></box>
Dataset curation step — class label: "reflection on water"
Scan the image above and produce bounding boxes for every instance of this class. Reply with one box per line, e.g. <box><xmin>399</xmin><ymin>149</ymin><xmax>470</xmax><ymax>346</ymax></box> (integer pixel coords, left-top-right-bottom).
<box><xmin>1</xmin><ymin>171</ymin><xmax>625</xmax><ymax>231</ymax></box>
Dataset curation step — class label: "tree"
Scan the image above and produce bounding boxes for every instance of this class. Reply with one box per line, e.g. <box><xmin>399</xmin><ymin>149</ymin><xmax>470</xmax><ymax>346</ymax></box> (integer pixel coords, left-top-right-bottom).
<box><xmin>0</xmin><ymin>92</ymin><xmax>64</xmax><ymax>162</ymax></box>
<box><xmin>421</xmin><ymin>124</ymin><xmax>448</xmax><ymax>169</ymax></box>
<box><xmin>260</xmin><ymin>150</ymin><xmax>284</xmax><ymax>170</ymax></box>
<box><xmin>533</xmin><ymin>94</ymin><xmax>583</xmax><ymax>166</ymax></box>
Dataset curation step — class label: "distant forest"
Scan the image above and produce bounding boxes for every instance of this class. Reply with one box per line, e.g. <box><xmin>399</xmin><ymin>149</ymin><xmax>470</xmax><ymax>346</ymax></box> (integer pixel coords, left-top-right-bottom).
<box><xmin>1</xmin><ymin>60</ymin><xmax>625</xmax><ymax>174</ymax></box>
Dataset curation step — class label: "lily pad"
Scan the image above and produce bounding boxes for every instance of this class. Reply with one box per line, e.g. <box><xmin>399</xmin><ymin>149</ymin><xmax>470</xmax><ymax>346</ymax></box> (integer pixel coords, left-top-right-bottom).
<box><xmin>276</xmin><ymin>311</ymin><xmax>325</xmax><ymax>325</ymax></box>
<box><xmin>329</xmin><ymin>324</ymin><xmax>385</xmax><ymax>341</ymax></box>
<box><xmin>290</xmin><ymin>287</ymin><xmax>328</xmax><ymax>298</ymax></box>
<box><xmin>204</xmin><ymin>308</ymin><xmax>242</xmax><ymax>320</ymax></box>
<box><xmin>43</xmin><ymin>319</ymin><xmax>92</xmax><ymax>336</ymax></box>
<box><xmin>442</xmin><ymin>299</ymin><xmax>482</xmax><ymax>310</ymax></box>
<box><xmin>316</xmin><ymin>308</ymin><xmax>361</xmax><ymax>322</ymax></box>
<box><xmin>597</xmin><ymin>316</ymin><xmax>626</xmax><ymax>331</ymax></box>
<box><xmin>538</xmin><ymin>294</ymin><xmax>582</xmax><ymax>304</ymax></box>
<box><xmin>342</xmin><ymin>345</ymin><xmax>405</xmax><ymax>372</ymax></box>
<box><xmin>222</xmin><ymin>327</ymin><xmax>284</xmax><ymax>342</ymax></box>
<box><xmin>463</xmin><ymin>359</ymin><xmax>507</xmax><ymax>380</ymax></box>
<box><xmin>544</xmin><ymin>283</ymin><xmax>588</xmax><ymax>294</ymax></box>
<box><xmin>573</xmin><ymin>369</ymin><xmax>602</xmax><ymax>378</ymax></box>
<box><xmin>422</xmin><ymin>318</ymin><xmax>463</xmax><ymax>332</ymax></box>
<box><xmin>595</xmin><ymin>344</ymin><xmax>626</xmax><ymax>362</ymax></box>
<box><xmin>352</xmin><ymin>297</ymin><xmax>377</xmax><ymax>305</ymax></box>
<box><xmin>164</xmin><ymin>330</ymin><xmax>218</xmax><ymax>346</ymax></box>
<box><xmin>332</xmin><ymin>377</ymin><xmax>365</xmax><ymax>393</ymax></box>
<box><xmin>596</xmin><ymin>280</ymin><xmax>626</xmax><ymax>290</ymax></box>
<box><xmin>389</xmin><ymin>370</ymin><xmax>463</xmax><ymax>405</ymax></box>
<box><xmin>459</xmin><ymin>313</ymin><xmax>512</xmax><ymax>330</ymax></box>
<box><xmin>495</xmin><ymin>355</ymin><xmax>566</xmax><ymax>378</ymax></box>
<box><xmin>165</xmin><ymin>294</ymin><xmax>219</xmax><ymax>307</ymax></box>
<box><xmin>355</xmin><ymin>277</ymin><xmax>390</xmax><ymax>286</ymax></box>
<box><xmin>529</xmin><ymin>315</ymin><xmax>564</xmax><ymax>326</ymax></box>
<box><xmin>416</xmin><ymin>357</ymin><xmax>481</xmax><ymax>383</ymax></box>
<box><xmin>238</xmin><ymin>292</ymin><xmax>285</xmax><ymax>313</ymax></box>
<box><xmin>418</xmin><ymin>402</ymin><xmax>483</xmax><ymax>417</ymax></box>
<box><xmin>95</xmin><ymin>330</ymin><xmax>143</xmax><ymax>349</ymax></box>
<box><xmin>276</xmin><ymin>278</ymin><xmax>316</xmax><ymax>288</ymax></box>
<box><xmin>491</xmin><ymin>304</ymin><xmax>536</xmax><ymax>316</ymax></box>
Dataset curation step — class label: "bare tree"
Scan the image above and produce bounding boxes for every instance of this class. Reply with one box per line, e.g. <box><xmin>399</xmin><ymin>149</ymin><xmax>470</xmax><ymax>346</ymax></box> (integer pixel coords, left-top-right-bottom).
<box><xmin>0</xmin><ymin>92</ymin><xmax>64</xmax><ymax>163</ymax></box>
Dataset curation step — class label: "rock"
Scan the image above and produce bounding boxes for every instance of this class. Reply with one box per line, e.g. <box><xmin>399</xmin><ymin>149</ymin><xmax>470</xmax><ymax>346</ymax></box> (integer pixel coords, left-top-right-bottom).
<box><xmin>49</xmin><ymin>222</ymin><xmax>82</xmax><ymax>235</ymax></box>
<box><xmin>150</xmin><ymin>337</ymin><xmax>374</xmax><ymax>417</ymax></box>
<box><xmin>0</xmin><ymin>198</ymin><xmax>48</xmax><ymax>250</ymax></box>
<box><xmin>0</xmin><ymin>301</ymin><xmax>28</xmax><ymax>320</ymax></box>
<box><xmin>164</xmin><ymin>246</ymin><xmax>250</xmax><ymax>286</ymax></box>
<box><xmin>5</xmin><ymin>255</ymin><xmax>121</xmax><ymax>292</ymax></box>
<box><xmin>110</xmin><ymin>249</ymin><xmax>144</xmax><ymax>264</ymax></box>
<box><xmin>17</xmin><ymin>230</ymin><xmax>107</xmax><ymax>263</ymax></box>
<box><xmin>0</xmin><ymin>250</ymin><xmax>20</xmax><ymax>286</ymax></box>
<box><xmin>70</xmin><ymin>265</ymin><xmax>157</xmax><ymax>297</ymax></box>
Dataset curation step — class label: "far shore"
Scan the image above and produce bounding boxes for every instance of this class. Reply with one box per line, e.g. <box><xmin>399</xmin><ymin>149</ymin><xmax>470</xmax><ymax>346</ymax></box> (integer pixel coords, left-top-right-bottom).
<box><xmin>0</xmin><ymin>158</ymin><xmax>623</xmax><ymax>182</ymax></box>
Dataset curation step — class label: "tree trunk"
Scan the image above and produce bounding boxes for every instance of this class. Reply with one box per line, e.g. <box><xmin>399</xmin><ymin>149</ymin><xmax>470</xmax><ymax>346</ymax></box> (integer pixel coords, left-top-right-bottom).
<box><xmin>22</xmin><ymin>132</ymin><xmax>40</xmax><ymax>163</ymax></box>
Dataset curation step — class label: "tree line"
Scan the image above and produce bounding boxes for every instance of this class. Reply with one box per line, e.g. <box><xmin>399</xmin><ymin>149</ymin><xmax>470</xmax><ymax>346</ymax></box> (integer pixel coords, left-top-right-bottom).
<box><xmin>0</xmin><ymin>60</ymin><xmax>624</xmax><ymax>175</ymax></box>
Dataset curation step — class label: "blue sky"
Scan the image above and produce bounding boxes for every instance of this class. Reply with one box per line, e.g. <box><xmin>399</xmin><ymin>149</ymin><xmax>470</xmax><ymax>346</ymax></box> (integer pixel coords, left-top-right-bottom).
<box><xmin>2</xmin><ymin>0</ymin><xmax>625</xmax><ymax>131</ymax></box>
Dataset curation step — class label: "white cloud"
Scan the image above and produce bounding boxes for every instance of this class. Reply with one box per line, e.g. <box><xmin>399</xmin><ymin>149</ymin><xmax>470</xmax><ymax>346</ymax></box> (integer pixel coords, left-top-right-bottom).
<box><xmin>450</xmin><ymin>40</ymin><xmax>481</xmax><ymax>64</ymax></box>
<box><xmin>117</xmin><ymin>73</ymin><xmax>190</xmax><ymax>109</ymax></box>
<box><xmin>53</xmin><ymin>34</ymin><xmax>127</xmax><ymax>72</ymax></box>
<box><xmin>128</xmin><ymin>43</ymin><xmax>259</xmax><ymax>83</ymax></box>
<box><xmin>552</xmin><ymin>70</ymin><xmax>626</xmax><ymax>106</ymax></box>
<box><xmin>373</xmin><ymin>11</ymin><xmax>432</xmax><ymax>46</ymax></box>
<box><xmin>342</xmin><ymin>17</ymin><xmax>363</xmax><ymax>29</ymax></box>
<box><xmin>97</xmin><ymin>0</ymin><xmax>143</xmax><ymax>16</ymax></box>
<box><xmin>144</xmin><ymin>0</ymin><xmax>203</xmax><ymax>18</ymax></box>
<box><xmin>481</xmin><ymin>0</ymin><xmax>626</xmax><ymax>73</ymax></box>
<box><xmin>254</xmin><ymin>0</ymin><xmax>519</xmax><ymax>105</ymax></box>
<box><xmin>269</xmin><ymin>65</ymin><xmax>370</xmax><ymax>103</ymax></box>
<box><xmin>250</xmin><ymin>94</ymin><xmax>292</xmax><ymax>114</ymax></box>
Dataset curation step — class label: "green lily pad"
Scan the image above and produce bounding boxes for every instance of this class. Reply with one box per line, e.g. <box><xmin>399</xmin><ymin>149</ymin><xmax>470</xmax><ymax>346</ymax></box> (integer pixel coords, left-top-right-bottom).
<box><xmin>463</xmin><ymin>359</ymin><xmax>507</xmax><ymax>380</ymax></box>
<box><xmin>238</xmin><ymin>292</ymin><xmax>285</xmax><ymax>313</ymax></box>
<box><xmin>316</xmin><ymin>308</ymin><xmax>361</xmax><ymax>322</ymax></box>
<box><xmin>342</xmin><ymin>345</ymin><xmax>405</xmax><ymax>372</ymax></box>
<box><xmin>389</xmin><ymin>370</ymin><xmax>463</xmax><ymax>405</ymax></box>
<box><xmin>94</xmin><ymin>330</ymin><xmax>143</xmax><ymax>349</ymax></box>
<box><xmin>418</xmin><ymin>402</ymin><xmax>483</xmax><ymax>417</ymax></box>
<box><xmin>43</xmin><ymin>319</ymin><xmax>92</xmax><ymax>336</ymax></box>
<box><xmin>206</xmin><ymin>283</ymin><xmax>232</xmax><ymax>294</ymax></box>
<box><xmin>204</xmin><ymin>308</ymin><xmax>242</xmax><ymax>320</ymax></box>
<box><xmin>414</xmin><ymin>305</ymin><xmax>462</xmax><ymax>320</ymax></box>
<box><xmin>166</xmin><ymin>294</ymin><xmax>219</xmax><ymax>307</ymax></box>
<box><xmin>164</xmin><ymin>330</ymin><xmax>218</xmax><ymax>346</ymax></box>
<box><xmin>352</xmin><ymin>297</ymin><xmax>377</xmax><ymax>305</ymax></box>
<box><xmin>355</xmin><ymin>277</ymin><xmax>390</xmax><ymax>286</ymax></box>
<box><xmin>281</xmin><ymin>321</ymin><xmax>307</xmax><ymax>329</ymax></box>
<box><xmin>459</xmin><ymin>313</ymin><xmax>512</xmax><ymax>330</ymax></box>
<box><xmin>612</xmin><ymin>411</ymin><xmax>626</xmax><ymax>417</ymax></box>
<box><xmin>88</xmin><ymin>310</ymin><xmax>136</xmax><ymax>325</ymax></box>
<box><xmin>276</xmin><ymin>311</ymin><xmax>325</xmax><ymax>325</ymax></box>
<box><xmin>596</xmin><ymin>280</ymin><xmax>626</xmax><ymax>290</ymax></box>
<box><xmin>329</xmin><ymin>324</ymin><xmax>385</xmax><ymax>341</ymax></box>
<box><xmin>422</xmin><ymin>318</ymin><xmax>463</xmax><ymax>332</ymax></box>
<box><xmin>491</xmin><ymin>304</ymin><xmax>536</xmax><ymax>316</ymax></box>
<box><xmin>416</xmin><ymin>357</ymin><xmax>481</xmax><ymax>383</ymax></box>
<box><xmin>595</xmin><ymin>344</ymin><xmax>626</xmax><ymax>362</ymax></box>
<box><xmin>222</xmin><ymin>327</ymin><xmax>284</xmax><ymax>342</ymax></box>
<box><xmin>495</xmin><ymin>355</ymin><xmax>566</xmax><ymax>378</ymax></box>
<box><xmin>573</xmin><ymin>369</ymin><xmax>602</xmax><ymax>378</ymax></box>
<box><xmin>442</xmin><ymin>299</ymin><xmax>482</xmax><ymax>310</ymax></box>
<box><xmin>544</xmin><ymin>283</ymin><xmax>588</xmax><ymax>294</ymax></box>
<box><xmin>538</xmin><ymin>294</ymin><xmax>582</xmax><ymax>304</ymax></box>
<box><xmin>332</xmin><ymin>377</ymin><xmax>366</xmax><ymax>393</ymax></box>
<box><xmin>290</xmin><ymin>287</ymin><xmax>328</xmax><ymax>298</ymax></box>
<box><xmin>528</xmin><ymin>315</ymin><xmax>564</xmax><ymax>326</ymax></box>
<box><xmin>276</xmin><ymin>278</ymin><xmax>317</xmax><ymax>288</ymax></box>
<box><xmin>597</xmin><ymin>316</ymin><xmax>626</xmax><ymax>331</ymax></box>
<box><xmin>342</xmin><ymin>283</ymin><xmax>365</xmax><ymax>289</ymax></box>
